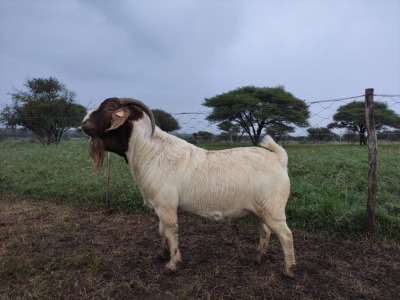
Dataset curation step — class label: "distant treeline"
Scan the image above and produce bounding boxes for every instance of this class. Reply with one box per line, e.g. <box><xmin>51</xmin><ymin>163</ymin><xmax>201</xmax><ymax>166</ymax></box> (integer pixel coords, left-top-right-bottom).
<box><xmin>1</xmin><ymin>127</ymin><xmax>399</xmax><ymax>143</ymax></box>
<box><xmin>0</xmin><ymin>128</ymin><xmax>87</xmax><ymax>140</ymax></box>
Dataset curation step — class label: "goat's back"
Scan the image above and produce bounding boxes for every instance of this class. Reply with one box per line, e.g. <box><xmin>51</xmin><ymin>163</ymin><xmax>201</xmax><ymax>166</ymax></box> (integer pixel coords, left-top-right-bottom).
<box><xmin>176</xmin><ymin>146</ymin><xmax>290</xmax><ymax>219</ymax></box>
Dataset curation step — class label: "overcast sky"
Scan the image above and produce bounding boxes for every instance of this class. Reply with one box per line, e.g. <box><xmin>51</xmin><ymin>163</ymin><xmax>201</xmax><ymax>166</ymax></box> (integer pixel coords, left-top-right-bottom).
<box><xmin>1</xmin><ymin>0</ymin><xmax>399</xmax><ymax>124</ymax></box>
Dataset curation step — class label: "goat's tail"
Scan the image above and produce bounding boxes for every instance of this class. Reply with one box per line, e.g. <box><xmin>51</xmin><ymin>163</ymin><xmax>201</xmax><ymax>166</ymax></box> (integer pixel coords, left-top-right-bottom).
<box><xmin>260</xmin><ymin>135</ymin><xmax>288</xmax><ymax>169</ymax></box>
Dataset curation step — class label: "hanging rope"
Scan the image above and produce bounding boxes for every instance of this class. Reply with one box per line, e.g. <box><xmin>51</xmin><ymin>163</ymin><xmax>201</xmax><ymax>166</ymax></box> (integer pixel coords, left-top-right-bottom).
<box><xmin>105</xmin><ymin>152</ymin><xmax>111</xmax><ymax>207</ymax></box>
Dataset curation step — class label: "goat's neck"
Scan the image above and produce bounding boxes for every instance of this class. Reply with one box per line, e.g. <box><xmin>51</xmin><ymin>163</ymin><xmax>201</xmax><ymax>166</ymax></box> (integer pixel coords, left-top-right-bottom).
<box><xmin>127</xmin><ymin>126</ymin><xmax>198</xmax><ymax>182</ymax></box>
<box><xmin>127</xmin><ymin>127</ymin><xmax>165</xmax><ymax>179</ymax></box>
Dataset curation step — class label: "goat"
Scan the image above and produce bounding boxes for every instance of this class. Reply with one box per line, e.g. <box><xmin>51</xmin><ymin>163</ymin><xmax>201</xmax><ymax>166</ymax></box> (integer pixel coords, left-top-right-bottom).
<box><xmin>81</xmin><ymin>97</ymin><xmax>296</xmax><ymax>278</ymax></box>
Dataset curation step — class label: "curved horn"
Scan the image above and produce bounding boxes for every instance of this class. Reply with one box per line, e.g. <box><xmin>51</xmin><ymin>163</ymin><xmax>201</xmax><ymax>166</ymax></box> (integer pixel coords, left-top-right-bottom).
<box><xmin>118</xmin><ymin>98</ymin><xmax>155</xmax><ymax>135</ymax></box>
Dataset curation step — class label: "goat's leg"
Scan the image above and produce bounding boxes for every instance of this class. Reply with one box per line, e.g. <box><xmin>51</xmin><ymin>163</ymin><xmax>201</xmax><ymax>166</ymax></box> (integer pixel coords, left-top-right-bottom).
<box><xmin>264</xmin><ymin>217</ymin><xmax>296</xmax><ymax>278</ymax></box>
<box><xmin>155</xmin><ymin>207</ymin><xmax>181</xmax><ymax>272</ymax></box>
<box><xmin>255</xmin><ymin>220</ymin><xmax>272</xmax><ymax>263</ymax></box>
<box><xmin>158</xmin><ymin>219</ymin><xmax>169</xmax><ymax>259</ymax></box>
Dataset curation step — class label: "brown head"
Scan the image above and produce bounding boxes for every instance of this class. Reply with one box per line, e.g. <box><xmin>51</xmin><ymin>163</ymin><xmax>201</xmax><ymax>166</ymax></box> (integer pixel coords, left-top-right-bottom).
<box><xmin>81</xmin><ymin>97</ymin><xmax>155</xmax><ymax>173</ymax></box>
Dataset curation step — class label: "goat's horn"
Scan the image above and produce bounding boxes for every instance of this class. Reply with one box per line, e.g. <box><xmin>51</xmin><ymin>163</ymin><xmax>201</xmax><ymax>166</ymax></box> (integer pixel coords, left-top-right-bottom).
<box><xmin>118</xmin><ymin>98</ymin><xmax>155</xmax><ymax>135</ymax></box>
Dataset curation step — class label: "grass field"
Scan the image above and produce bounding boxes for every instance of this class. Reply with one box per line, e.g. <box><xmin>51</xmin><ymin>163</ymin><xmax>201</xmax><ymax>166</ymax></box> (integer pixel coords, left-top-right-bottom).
<box><xmin>1</xmin><ymin>139</ymin><xmax>400</xmax><ymax>298</ymax></box>
<box><xmin>0</xmin><ymin>139</ymin><xmax>399</xmax><ymax>241</ymax></box>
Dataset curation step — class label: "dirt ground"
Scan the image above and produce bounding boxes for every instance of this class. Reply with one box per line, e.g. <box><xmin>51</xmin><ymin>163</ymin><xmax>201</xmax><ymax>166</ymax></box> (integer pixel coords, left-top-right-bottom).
<box><xmin>0</xmin><ymin>197</ymin><xmax>399</xmax><ymax>299</ymax></box>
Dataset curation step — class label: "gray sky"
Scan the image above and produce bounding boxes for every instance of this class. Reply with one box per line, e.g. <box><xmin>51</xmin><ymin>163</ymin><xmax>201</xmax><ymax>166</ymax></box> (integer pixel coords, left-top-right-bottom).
<box><xmin>1</xmin><ymin>0</ymin><xmax>399</xmax><ymax>121</ymax></box>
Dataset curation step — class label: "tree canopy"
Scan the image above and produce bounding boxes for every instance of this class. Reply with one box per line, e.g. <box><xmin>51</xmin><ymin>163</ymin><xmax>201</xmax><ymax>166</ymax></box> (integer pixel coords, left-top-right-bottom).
<box><xmin>307</xmin><ymin>127</ymin><xmax>338</xmax><ymax>142</ymax></box>
<box><xmin>217</xmin><ymin>120</ymin><xmax>244</xmax><ymax>142</ymax></box>
<box><xmin>203</xmin><ymin>86</ymin><xmax>309</xmax><ymax>145</ymax></box>
<box><xmin>152</xmin><ymin>109</ymin><xmax>181</xmax><ymax>132</ymax></box>
<box><xmin>328</xmin><ymin>101</ymin><xmax>400</xmax><ymax>145</ymax></box>
<box><xmin>0</xmin><ymin>77</ymin><xmax>86</xmax><ymax>145</ymax></box>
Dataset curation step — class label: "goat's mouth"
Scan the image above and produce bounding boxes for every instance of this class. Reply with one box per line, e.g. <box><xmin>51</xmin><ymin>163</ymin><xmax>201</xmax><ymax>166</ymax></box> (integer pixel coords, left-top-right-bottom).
<box><xmin>81</xmin><ymin>122</ymin><xmax>97</xmax><ymax>136</ymax></box>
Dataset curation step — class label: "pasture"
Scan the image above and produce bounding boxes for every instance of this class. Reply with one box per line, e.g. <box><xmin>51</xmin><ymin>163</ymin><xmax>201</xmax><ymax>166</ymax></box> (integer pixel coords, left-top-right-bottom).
<box><xmin>1</xmin><ymin>139</ymin><xmax>399</xmax><ymax>298</ymax></box>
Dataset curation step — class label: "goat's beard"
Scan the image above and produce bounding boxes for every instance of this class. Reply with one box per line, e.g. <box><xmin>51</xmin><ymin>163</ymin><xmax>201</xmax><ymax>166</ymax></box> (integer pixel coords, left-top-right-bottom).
<box><xmin>89</xmin><ymin>137</ymin><xmax>105</xmax><ymax>174</ymax></box>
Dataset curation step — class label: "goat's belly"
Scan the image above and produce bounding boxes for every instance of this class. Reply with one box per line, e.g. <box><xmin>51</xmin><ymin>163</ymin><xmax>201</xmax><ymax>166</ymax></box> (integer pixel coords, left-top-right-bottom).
<box><xmin>178</xmin><ymin>177</ymin><xmax>267</xmax><ymax>220</ymax></box>
<box><xmin>196</xmin><ymin>209</ymin><xmax>250</xmax><ymax>221</ymax></box>
<box><xmin>178</xmin><ymin>199</ymin><xmax>251</xmax><ymax>221</ymax></box>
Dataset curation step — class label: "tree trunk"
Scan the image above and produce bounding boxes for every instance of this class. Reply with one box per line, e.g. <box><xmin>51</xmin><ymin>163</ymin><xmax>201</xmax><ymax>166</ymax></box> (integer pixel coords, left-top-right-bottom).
<box><xmin>253</xmin><ymin>126</ymin><xmax>264</xmax><ymax>146</ymax></box>
<box><xmin>359</xmin><ymin>133</ymin><xmax>367</xmax><ymax>145</ymax></box>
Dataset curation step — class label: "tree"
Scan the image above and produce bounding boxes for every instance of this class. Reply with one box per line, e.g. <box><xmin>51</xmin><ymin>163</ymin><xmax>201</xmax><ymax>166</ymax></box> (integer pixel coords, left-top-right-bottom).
<box><xmin>377</xmin><ymin>130</ymin><xmax>400</xmax><ymax>142</ymax></box>
<box><xmin>328</xmin><ymin>101</ymin><xmax>400</xmax><ymax>145</ymax></box>
<box><xmin>342</xmin><ymin>131</ymin><xmax>358</xmax><ymax>144</ymax></box>
<box><xmin>218</xmin><ymin>132</ymin><xmax>230</xmax><ymax>142</ymax></box>
<box><xmin>217</xmin><ymin>120</ymin><xmax>244</xmax><ymax>142</ymax></box>
<box><xmin>307</xmin><ymin>127</ymin><xmax>337</xmax><ymax>143</ymax></box>
<box><xmin>203</xmin><ymin>86</ymin><xmax>309</xmax><ymax>145</ymax></box>
<box><xmin>152</xmin><ymin>109</ymin><xmax>181</xmax><ymax>132</ymax></box>
<box><xmin>266</xmin><ymin>123</ymin><xmax>295</xmax><ymax>142</ymax></box>
<box><xmin>0</xmin><ymin>77</ymin><xmax>86</xmax><ymax>145</ymax></box>
<box><xmin>193</xmin><ymin>131</ymin><xmax>213</xmax><ymax>142</ymax></box>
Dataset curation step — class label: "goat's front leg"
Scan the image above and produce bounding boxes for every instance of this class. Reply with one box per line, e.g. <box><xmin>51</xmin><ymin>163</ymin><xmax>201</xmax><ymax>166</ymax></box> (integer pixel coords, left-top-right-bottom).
<box><xmin>158</xmin><ymin>219</ymin><xmax>169</xmax><ymax>259</ymax></box>
<box><xmin>155</xmin><ymin>206</ymin><xmax>181</xmax><ymax>272</ymax></box>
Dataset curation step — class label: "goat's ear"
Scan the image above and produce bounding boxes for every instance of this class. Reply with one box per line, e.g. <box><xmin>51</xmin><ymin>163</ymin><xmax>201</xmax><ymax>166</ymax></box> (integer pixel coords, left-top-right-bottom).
<box><xmin>105</xmin><ymin>108</ymin><xmax>131</xmax><ymax>132</ymax></box>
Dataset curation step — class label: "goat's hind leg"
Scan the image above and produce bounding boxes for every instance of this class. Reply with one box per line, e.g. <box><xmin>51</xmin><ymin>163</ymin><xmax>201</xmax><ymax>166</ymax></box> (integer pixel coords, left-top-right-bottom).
<box><xmin>255</xmin><ymin>220</ymin><xmax>272</xmax><ymax>263</ymax></box>
<box><xmin>265</xmin><ymin>217</ymin><xmax>296</xmax><ymax>278</ymax></box>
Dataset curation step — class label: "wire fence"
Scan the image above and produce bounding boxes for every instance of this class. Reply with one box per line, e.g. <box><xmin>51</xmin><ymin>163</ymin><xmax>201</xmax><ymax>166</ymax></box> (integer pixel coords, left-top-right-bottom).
<box><xmin>1</xmin><ymin>93</ymin><xmax>399</xmax><ymax>143</ymax></box>
<box><xmin>1</xmin><ymin>89</ymin><xmax>398</xmax><ymax>233</ymax></box>
<box><xmin>168</xmin><ymin>93</ymin><xmax>400</xmax><ymax>144</ymax></box>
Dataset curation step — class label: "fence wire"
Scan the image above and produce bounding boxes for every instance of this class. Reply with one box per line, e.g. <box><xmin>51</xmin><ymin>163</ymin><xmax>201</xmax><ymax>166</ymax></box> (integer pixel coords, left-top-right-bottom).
<box><xmin>171</xmin><ymin>94</ymin><xmax>400</xmax><ymax>143</ymax></box>
<box><xmin>1</xmin><ymin>93</ymin><xmax>399</xmax><ymax>143</ymax></box>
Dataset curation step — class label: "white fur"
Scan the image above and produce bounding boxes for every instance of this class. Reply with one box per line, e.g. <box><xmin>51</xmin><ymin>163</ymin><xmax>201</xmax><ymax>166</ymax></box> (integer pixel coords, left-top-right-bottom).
<box><xmin>123</xmin><ymin>114</ymin><xmax>296</xmax><ymax>277</ymax></box>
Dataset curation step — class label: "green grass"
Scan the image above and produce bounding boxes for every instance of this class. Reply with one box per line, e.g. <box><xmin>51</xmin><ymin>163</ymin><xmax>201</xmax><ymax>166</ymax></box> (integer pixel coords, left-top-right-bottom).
<box><xmin>0</xmin><ymin>139</ymin><xmax>399</xmax><ymax>240</ymax></box>
<box><xmin>0</xmin><ymin>139</ymin><xmax>144</xmax><ymax>212</ymax></box>
<box><xmin>285</xmin><ymin>143</ymin><xmax>400</xmax><ymax>240</ymax></box>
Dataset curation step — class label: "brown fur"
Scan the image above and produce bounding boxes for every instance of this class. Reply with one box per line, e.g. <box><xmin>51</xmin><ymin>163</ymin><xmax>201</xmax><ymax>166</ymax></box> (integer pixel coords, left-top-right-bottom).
<box><xmin>82</xmin><ymin>98</ymin><xmax>153</xmax><ymax>173</ymax></box>
<box><xmin>89</xmin><ymin>137</ymin><xmax>105</xmax><ymax>173</ymax></box>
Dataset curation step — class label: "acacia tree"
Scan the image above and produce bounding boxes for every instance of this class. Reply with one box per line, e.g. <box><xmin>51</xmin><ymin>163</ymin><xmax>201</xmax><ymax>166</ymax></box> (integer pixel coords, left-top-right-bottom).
<box><xmin>194</xmin><ymin>131</ymin><xmax>213</xmax><ymax>142</ymax></box>
<box><xmin>328</xmin><ymin>101</ymin><xmax>400</xmax><ymax>145</ymax></box>
<box><xmin>152</xmin><ymin>109</ymin><xmax>181</xmax><ymax>132</ymax></box>
<box><xmin>266</xmin><ymin>123</ymin><xmax>295</xmax><ymax>142</ymax></box>
<box><xmin>307</xmin><ymin>127</ymin><xmax>338</xmax><ymax>143</ymax></box>
<box><xmin>217</xmin><ymin>120</ymin><xmax>244</xmax><ymax>142</ymax></box>
<box><xmin>203</xmin><ymin>85</ymin><xmax>309</xmax><ymax>145</ymax></box>
<box><xmin>0</xmin><ymin>77</ymin><xmax>86</xmax><ymax>145</ymax></box>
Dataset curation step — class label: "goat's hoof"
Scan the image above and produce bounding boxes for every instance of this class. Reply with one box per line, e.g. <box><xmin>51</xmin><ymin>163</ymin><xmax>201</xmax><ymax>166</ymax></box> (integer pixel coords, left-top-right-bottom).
<box><xmin>254</xmin><ymin>254</ymin><xmax>262</xmax><ymax>264</ymax></box>
<box><xmin>162</xmin><ymin>267</ymin><xmax>175</xmax><ymax>276</ymax></box>
<box><xmin>165</xmin><ymin>261</ymin><xmax>177</xmax><ymax>273</ymax></box>
<box><xmin>282</xmin><ymin>265</ymin><xmax>296</xmax><ymax>279</ymax></box>
<box><xmin>156</xmin><ymin>252</ymin><xmax>169</xmax><ymax>262</ymax></box>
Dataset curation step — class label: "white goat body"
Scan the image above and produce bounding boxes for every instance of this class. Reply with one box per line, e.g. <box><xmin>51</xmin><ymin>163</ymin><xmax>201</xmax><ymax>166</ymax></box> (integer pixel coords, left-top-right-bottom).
<box><xmin>130</xmin><ymin>125</ymin><xmax>289</xmax><ymax>221</ymax></box>
<box><xmin>81</xmin><ymin>98</ymin><xmax>296</xmax><ymax>277</ymax></box>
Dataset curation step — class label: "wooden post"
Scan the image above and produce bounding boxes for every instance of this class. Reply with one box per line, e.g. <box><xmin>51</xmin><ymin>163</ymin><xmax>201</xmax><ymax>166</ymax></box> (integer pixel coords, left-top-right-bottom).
<box><xmin>364</xmin><ymin>88</ymin><xmax>377</xmax><ymax>235</ymax></box>
<box><xmin>105</xmin><ymin>152</ymin><xmax>111</xmax><ymax>207</ymax></box>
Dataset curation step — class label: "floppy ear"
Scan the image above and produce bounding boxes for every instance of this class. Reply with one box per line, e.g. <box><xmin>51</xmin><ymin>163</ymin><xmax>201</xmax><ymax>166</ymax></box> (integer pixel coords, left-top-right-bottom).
<box><xmin>105</xmin><ymin>108</ymin><xmax>131</xmax><ymax>132</ymax></box>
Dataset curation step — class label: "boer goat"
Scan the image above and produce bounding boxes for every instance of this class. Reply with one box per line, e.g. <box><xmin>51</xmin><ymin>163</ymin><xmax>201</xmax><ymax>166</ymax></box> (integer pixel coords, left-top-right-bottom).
<box><xmin>81</xmin><ymin>97</ymin><xmax>296</xmax><ymax>277</ymax></box>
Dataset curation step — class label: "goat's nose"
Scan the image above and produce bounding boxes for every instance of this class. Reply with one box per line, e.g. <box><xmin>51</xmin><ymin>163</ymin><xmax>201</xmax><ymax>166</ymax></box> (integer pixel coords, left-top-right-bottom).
<box><xmin>80</xmin><ymin>120</ymin><xmax>89</xmax><ymax>132</ymax></box>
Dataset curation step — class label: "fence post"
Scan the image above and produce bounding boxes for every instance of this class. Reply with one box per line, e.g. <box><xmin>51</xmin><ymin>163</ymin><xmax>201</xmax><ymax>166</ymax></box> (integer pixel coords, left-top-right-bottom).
<box><xmin>364</xmin><ymin>88</ymin><xmax>377</xmax><ymax>235</ymax></box>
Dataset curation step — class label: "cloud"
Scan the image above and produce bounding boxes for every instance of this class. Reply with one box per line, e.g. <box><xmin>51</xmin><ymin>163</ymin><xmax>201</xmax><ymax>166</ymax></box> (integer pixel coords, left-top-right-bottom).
<box><xmin>1</xmin><ymin>0</ymin><xmax>399</xmax><ymax>116</ymax></box>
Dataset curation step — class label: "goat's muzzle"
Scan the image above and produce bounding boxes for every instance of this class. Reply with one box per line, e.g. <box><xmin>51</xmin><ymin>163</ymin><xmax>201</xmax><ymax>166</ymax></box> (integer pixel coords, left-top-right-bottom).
<box><xmin>81</xmin><ymin>120</ymin><xmax>96</xmax><ymax>136</ymax></box>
